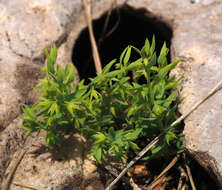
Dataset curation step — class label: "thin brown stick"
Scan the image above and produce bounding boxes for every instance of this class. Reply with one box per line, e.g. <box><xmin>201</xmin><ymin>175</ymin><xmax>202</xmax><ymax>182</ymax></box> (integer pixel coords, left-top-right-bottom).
<box><xmin>105</xmin><ymin>135</ymin><xmax>160</xmax><ymax>190</ymax></box>
<box><xmin>185</xmin><ymin>163</ymin><xmax>196</xmax><ymax>190</ymax></box>
<box><xmin>177</xmin><ymin>175</ymin><xmax>183</xmax><ymax>190</ymax></box>
<box><xmin>182</xmin><ymin>184</ymin><xmax>189</xmax><ymax>190</ymax></box>
<box><xmin>99</xmin><ymin>0</ymin><xmax>117</xmax><ymax>44</ymax></box>
<box><xmin>148</xmin><ymin>155</ymin><xmax>179</xmax><ymax>189</ymax></box>
<box><xmin>13</xmin><ymin>182</ymin><xmax>45</xmax><ymax>190</ymax></box>
<box><xmin>82</xmin><ymin>0</ymin><xmax>102</xmax><ymax>74</ymax></box>
<box><xmin>84</xmin><ymin>0</ymin><xmax>120</xmax><ymax>76</ymax></box>
<box><xmin>105</xmin><ymin>79</ymin><xmax>222</xmax><ymax>190</ymax></box>
<box><xmin>102</xmin><ymin>8</ymin><xmax>120</xmax><ymax>41</ymax></box>
<box><xmin>148</xmin><ymin>176</ymin><xmax>172</xmax><ymax>190</ymax></box>
<box><xmin>101</xmin><ymin>165</ymin><xmax>130</xmax><ymax>184</ymax></box>
<box><xmin>1</xmin><ymin>149</ymin><xmax>27</xmax><ymax>190</ymax></box>
<box><xmin>156</xmin><ymin>155</ymin><xmax>179</xmax><ymax>180</ymax></box>
<box><xmin>177</xmin><ymin>166</ymin><xmax>188</xmax><ymax>190</ymax></box>
<box><xmin>160</xmin><ymin>182</ymin><xmax>168</xmax><ymax>190</ymax></box>
<box><xmin>98</xmin><ymin>0</ymin><xmax>120</xmax><ymax>44</ymax></box>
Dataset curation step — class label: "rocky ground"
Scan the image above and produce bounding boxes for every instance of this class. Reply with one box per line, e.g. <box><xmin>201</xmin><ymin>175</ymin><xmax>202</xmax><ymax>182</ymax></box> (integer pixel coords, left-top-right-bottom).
<box><xmin>0</xmin><ymin>0</ymin><xmax>222</xmax><ymax>189</ymax></box>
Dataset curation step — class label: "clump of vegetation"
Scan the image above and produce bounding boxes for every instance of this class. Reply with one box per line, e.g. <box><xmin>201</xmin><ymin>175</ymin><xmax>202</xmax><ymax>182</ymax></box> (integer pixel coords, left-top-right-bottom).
<box><xmin>21</xmin><ymin>37</ymin><xmax>183</xmax><ymax>163</ymax></box>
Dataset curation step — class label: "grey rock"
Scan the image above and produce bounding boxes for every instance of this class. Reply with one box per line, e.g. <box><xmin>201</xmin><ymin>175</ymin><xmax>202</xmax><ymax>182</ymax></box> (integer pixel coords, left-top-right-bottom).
<box><xmin>0</xmin><ymin>0</ymin><xmax>82</xmax><ymax>129</ymax></box>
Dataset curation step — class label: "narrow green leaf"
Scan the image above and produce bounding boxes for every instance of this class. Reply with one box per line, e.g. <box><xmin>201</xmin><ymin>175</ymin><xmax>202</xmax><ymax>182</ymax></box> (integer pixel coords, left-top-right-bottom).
<box><xmin>46</xmin><ymin>58</ymin><xmax>55</xmax><ymax>75</ymax></box>
<box><xmin>140</xmin><ymin>46</ymin><xmax>146</xmax><ymax>58</ymax></box>
<box><xmin>144</xmin><ymin>38</ymin><xmax>150</xmax><ymax>56</ymax></box>
<box><xmin>165</xmin><ymin>130</ymin><xmax>177</xmax><ymax>145</ymax></box>
<box><xmin>152</xmin><ymin>103</ymin><xmax>166</xmax><ymax>116</ymax></box>
<box><xmin>149</xmin><ymin>52</ymin><xmax>157</xmax><ymax>67</ymax></box>
<box><xmin>93</xmin><ymin>132</ymin><xmax>106</xmax><ymax>144</ymax></box>
<box><xmin>66</xmin><ymin>102</ymin><xmax>78</xmax><ymax>117</ymax></box>
<box><xmin>125</xmin><ymin>128</ymin><xmax>142</xmax><ymax>140</ymax></box>
<box><xmin>120</xmin><ymin>46</ymin><xmax>128</xmax><ymax>65</ymax></box>
<box><xmin>158</xmin><ymin>42</ymin><xmax>168</xmax><ymax>67</ymax></box>
<box><xmin>64</xmin><ymin>65</ymin><xmax>75</xmax><ymax>84</ymax></box>
<box><xmin>158</xmin><ymin>60</ymin><xmax>179</xmax><ymax>79</ymax></box>
<box><xmin>48</xmin><ymin>102</ymin><xmax>59</xmax><ymax>116</ymax></box>
<box><xmin>163</xmin><ymin>91</ymin><xmax>177</xmax><ymax>108</ymax></box>
<box><xmin>126</xmin><ymin>58</ymin><xmax>142</xmax><ymax>71</ymax></box>
<box><xmin>123</xmin><ymin>46</ymin><xmax>131</xmax><ymax>66</ymax></box>
<box><xmin>149</xmin><ymin>35</ymin><xmax>156</xmax><ymax>56</ymax></box>
<box><xmin>90</xmin><ymin>89</ymin><xmax>100</xmax><ymax>100</ymax></box>
<box><xmin>45</xmin><ymin>45</ymin><xmax>57</xmax><ymax>75</ymax></box>
<box><xmin>96</xmin><ymin>147</ymin><xmax>102</xmax><ymax>162</ymax></box>
<box><xmin>50</xmin><ymin>45</ymin><xmax>57</xmax><ymax>64</ymax></box>
<box><xmin>104</xmin><ymin>70</ymin><xmax>122</xmax><ymax>78</ymax></box>
<box><xmin>150</xmin><ymin>66</ymin><xmax>159</xmax><ymax>72</ymax></box>
<box><xmin>131</xmin><ymin>46</ymin><xmax>141</xmax><ymax>55</ymax></box>
<box><xmin>56</xmin><ymin>65</ymin><xmax>64</xmax><ymax>83</ymax></box>
<box><xmin>44</xmin><ymin>48</ymin><xmax>49</xmax><ymax>58</ymax></box>
<box><xmin>127</xmin><ymin>106</ymin><xmax>137</xmax><ymax>118</ymax></box>
<box><xmin>110</xmin><ymin>106</ymin><xmax>116</xmax><ymax>117</ymax></box>
<box><xmin>23</xmin><ymin>105</ymin><xmax>36</xmax><ymax>119</ymax></box>
<box><xmin>129</xmin><ymin>142</ymin><xmax>140</xmax><ymax>151</ymax></box>
<box><xmin>115</xmin><ymin>98</ymin><xmax>128</xmax><ymax>106</ymax></box>
<box><xmin>151</xmin><ymin>145</ymin><xmax>162</xmax><ymax>154</ymax></box>
<box><xmin>102</xmin><ymin>59</ymin><xmax>116</xmax><ymax>74</ymax></box>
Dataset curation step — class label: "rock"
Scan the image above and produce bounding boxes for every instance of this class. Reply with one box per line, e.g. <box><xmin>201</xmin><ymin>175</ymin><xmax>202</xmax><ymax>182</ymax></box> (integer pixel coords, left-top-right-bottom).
<box><xmin>0</xmin><ymin>117</ymin><xmax>26</xmax><ymax>184</ymax></box>
<box><xmin>170</xmin><ymin>3</ymin><xmax>222</xmax><ymax>187</ymax></box>
<box><xmin>0</xmin><ymin>0</ymin><xmax>83</xmax><ymax>129</ymax></box>
<box><xmin>5</xmin><ymin>133</ymin><xmax>85</xmax><ymax>190</ymax></box>
<box><xmin>0</xmin><ymin>0</ymin><xmax>222</xmax><ymax>189</ymax></box>
<box><xmin>0</xmin><ymin>79</ymin><xmax>22</xmax><ymax>129</ymax></box>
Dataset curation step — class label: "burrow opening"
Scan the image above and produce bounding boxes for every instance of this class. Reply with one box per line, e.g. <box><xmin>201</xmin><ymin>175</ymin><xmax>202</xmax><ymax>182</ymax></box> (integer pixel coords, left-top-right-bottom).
<box><xmin>72</xmin><ymin>5</ymin><xmax>219</xmax><ymax>190</ymax></box>
<box><xmin>72</xmin><ymin>5</ymin><xmax>172</xmax><ymax>83</ymax></box>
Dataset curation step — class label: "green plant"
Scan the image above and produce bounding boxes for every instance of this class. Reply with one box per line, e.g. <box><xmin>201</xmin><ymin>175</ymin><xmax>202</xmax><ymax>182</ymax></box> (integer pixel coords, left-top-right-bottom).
<box><xmin>22</xmin><ymin>37</ymin><xmax>183</xmax><ymax>162</ymax></box>
<box><xmin>21</xmin><ymin>46</ymin><xmax>88</xmax><ymax>147</ymax></box>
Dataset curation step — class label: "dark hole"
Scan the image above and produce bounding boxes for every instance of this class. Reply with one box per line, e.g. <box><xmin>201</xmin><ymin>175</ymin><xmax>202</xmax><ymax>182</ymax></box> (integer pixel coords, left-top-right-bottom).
<box><xmin>72</xmin><ymin>5</ymin><xmax>172</xmax><ymax>83</ymax></box>
<box><xmin>187</xmin><ymin>155</ymin><xmax>219</xmax><ymax>189</ymax></box>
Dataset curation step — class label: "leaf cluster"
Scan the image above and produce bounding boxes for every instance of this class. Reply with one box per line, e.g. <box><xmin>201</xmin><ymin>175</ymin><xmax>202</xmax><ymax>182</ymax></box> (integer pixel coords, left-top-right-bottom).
<box><xmin>22</xmin><ymin>45</ymin><xmax>87</xmax><ymax>147</ymax></box>
<box><xmin>22</xmin><ymin>37</ymin><xmax>183</xmax><ymax>162</ymax></box>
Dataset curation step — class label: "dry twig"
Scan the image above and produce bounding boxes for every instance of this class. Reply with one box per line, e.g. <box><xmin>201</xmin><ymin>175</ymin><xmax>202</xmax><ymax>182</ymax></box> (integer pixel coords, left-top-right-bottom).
<box><xmin>148</xmin><ymin>155</ymin><xmax>179</xmax><ymax>189</ymax></box>
<box><xmin>82</xmin><ymin>0</ymin><xmax>102</xmax><ymax>74</ymax></box>
<box><xmin>84</xmin><ymin>0</ymin><xmax>119</xmax><ymax>75</ymax></box>
<box><xmin>105</xmin><ymin>79</ymin><xmax>222</xmax><ymax>190</ymax></box>
<box><xmin>1</xmin><ymin>149</ymin><xmax>27</xmax><ymax>190</ymax></box>
<box><xmin>105</xmin><ymin>136</ymin><xmax>160</xmax><ymax>190</ymax></box>
<box><xmin>98</xmin><ymin>0</ymin><xmax>120</xmax><ymax>45</ymax></box>
<box><xmin>185</xmin><ymin>162</ymin><xmax>196</xmax><ymax>190</ymax></box>
<box><xmin>13</xmin><ymin>182</ymin><xmax>45</xmax><ymax>190</ymax></box>
<box><xmin>99</xmin><ymin>0</ymin><xmax>117</xmax><ymax>44</ymax></box>
<box><xmin>177</xmin><ymin>166</ymin><xmax>188</xmax><ymax>190</ymax></box>
<box><xmin>148</xmin><ymin>176</ymin><xmax>172</xmax><ymax>190</ymax></box>
<box><xmin>177</xmin><ymin>174</ymin><xmax>183</xmax><ymax>190</ymax></box>
<box><xmin>101</xmin><ymin>164</ymin><xmax>129</xmax><ymax>184</ymax></box>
